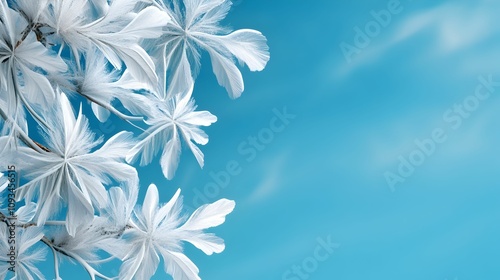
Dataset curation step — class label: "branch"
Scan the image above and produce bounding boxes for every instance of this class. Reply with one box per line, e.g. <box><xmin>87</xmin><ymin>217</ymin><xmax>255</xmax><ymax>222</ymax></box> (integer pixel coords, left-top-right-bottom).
<box><xmin>11</xmin><ymin>68</ymin><xmax>54</xmax><ymax>133</ymax></box>
<box><xmin>77</xmin><ymin>91</ymin><xmax>143</xmax><ymax>122</ymax></box>
<box><xmin>19</xmin><ymin>220</ymin><xmax>66</xmax><ymax>228</ymax></box>
<box><xmin>41</xmin><ymin>237</ymin><xmax>113</xmax><ymax>280</ymax></box>
<box><xmin>43</xmin><ymin>238</ymin><xmax>62</xmax><ymax>280</ymax></box>
<box><xmin>0</xmin><ymin>105</ymin><xmax>45</xmax><ymax>153</ymax></box>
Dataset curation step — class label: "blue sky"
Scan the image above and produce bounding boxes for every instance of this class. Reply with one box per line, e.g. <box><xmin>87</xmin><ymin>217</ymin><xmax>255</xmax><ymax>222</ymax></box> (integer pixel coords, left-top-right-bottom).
<box><xmin>34</xmin><ymin>0</ymin><xmax>500</xmax><ymax>279</ymax></box>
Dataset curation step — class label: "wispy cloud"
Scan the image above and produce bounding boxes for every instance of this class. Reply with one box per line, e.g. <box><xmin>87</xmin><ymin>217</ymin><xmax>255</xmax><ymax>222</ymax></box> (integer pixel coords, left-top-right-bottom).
<box><xmin>333</xmin><ymin>2</ymin><xmax>500</xmax><ymax>79</ymax></box>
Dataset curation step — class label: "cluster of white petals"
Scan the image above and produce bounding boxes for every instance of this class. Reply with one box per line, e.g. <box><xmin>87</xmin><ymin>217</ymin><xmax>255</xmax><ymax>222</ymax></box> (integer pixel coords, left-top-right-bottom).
<box><xmin>0</xmin><ymin>0</ymin><xmax>268</xmax><ymax>279</ymax></box>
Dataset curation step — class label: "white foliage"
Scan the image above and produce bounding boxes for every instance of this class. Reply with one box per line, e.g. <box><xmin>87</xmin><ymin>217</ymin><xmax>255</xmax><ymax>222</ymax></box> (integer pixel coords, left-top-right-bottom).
<box><xmin>4</xmin><ymin>92</ymin><xmax>138</xmax><ymax>236</ymax></box>
<box><xmin>0</xmin><ymin>0</ymin><xmax>268</xmax><ymax>278</ymax></box>
<box><xmin>118</xmin><ymin>184</ymin><xmax>235</xmax><ymax>280</ymax></box>
<box><xmin>152</xmin><ymin>0</ymin><xmax>270</xmax><ymax>99</ymax></box>
<box><xmin>43</xmin><ymin>0</ymin><xmax>171</xmax><ymax>85</ymax></box>
<box><xmin>0</xmin><ymin>224</ymin><xmax>47</xmax><ymax>280</ymax></box>
<box><xmin>0</xmin><ymin>1</ymin><xmax>67</xmax><ymax>130</ymax></box>
<box><xmin>126</xmin><ymin>85</ymin><xmax>217</xmax><ymax>180</ymax></box>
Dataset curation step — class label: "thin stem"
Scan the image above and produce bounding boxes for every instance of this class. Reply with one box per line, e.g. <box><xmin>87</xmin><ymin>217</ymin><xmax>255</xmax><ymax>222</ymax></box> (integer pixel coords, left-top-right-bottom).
<box><xmin>34</xmin><ymin>140</ymin><xmax>51</xmax><ymax>152</ymax></box>
<box><xmin>92</xmin><ymin>255</ymin><xmax>116</xmax><ymax>264</ymax></box>
<box><xmin>45</xmin><ymin>239</ymin><xmax>61</xmax><ymax>280</ymax></box>
<box><xmin>19</xmin><ymin>220</ymin><xmax>66</xmax><ymax>228</ymax></box>
<box><xmin>58</xmin><ymin>41</ymin><xmax>65</xmax><ymax>57</ymax></box>
<box><xmin>78</xmin><ymin>92</ymin><xmax>143</xmax><ymax>122</ymax></box>
<box><xmin>45</xmin><ymin>220</ymin><xmax>66</xmax><ymax>226</ymax></box>
<box><xmin>0</xmin><ymin>105</ymin><xmax>45</xmax><ymax>153</ymax></box>
<box><xmin>41</xmin><ymin>237</ymin><xmax>113</xmax><ymax>280</ymax></box>
<box><xmin>77</xmin><ymin>92</ymin><xmax>147</xmax><ymax>132</ymax></box>
<box><xmin>11</xmin><ymin>68</ymin><xmax>54</xmax><ymax>133</ymax></box>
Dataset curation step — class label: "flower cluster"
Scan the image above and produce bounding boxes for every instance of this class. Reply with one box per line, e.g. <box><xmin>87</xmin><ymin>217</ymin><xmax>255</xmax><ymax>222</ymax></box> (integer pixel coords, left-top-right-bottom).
<box><xmin>0</xmin><ymin>0</ymin><xmax>269</xmax><ymax>279</ymax></box>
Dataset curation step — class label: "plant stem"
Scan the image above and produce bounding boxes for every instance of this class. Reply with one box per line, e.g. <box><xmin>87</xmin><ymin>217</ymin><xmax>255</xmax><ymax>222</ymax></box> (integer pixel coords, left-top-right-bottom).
<box><xmin>41</xmin><ymin>236</ymin><xmax>113</xmax><ymax>280</ymax></box>
<box><xmin>0</xmin><ymin>105</ymin><xmax>45</xmax><ymax>153</ymax></box>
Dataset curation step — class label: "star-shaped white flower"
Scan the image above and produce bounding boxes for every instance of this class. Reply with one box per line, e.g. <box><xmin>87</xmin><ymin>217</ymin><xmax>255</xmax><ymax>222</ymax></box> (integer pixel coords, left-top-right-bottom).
<box><xmin>119</xmin><ymin>183</ymin><xmax>235</xmax><ymax>280</ymax></box>
<box><xmin>41</xmin><ymin>0</ymin><xmax>170</xmax><ymax>85</ymax></box>
<box><xmin>6</xmin><ymin>92</ymin><xmax>138</xmax><ymax>236</ymax></box>
<box><xmin>0</xmin><ymin>0</ymin><xmax>67</xmax><ymax>130</ymax></box>
<box><xmin>151</xmin><ymin>0</ymin><xmax>270</xmax><ymax>99</ymax></box>
<box><xmin>126</xmin><ymin>85</ymin><xmax>216</xmax><ymax>180</ymax></box>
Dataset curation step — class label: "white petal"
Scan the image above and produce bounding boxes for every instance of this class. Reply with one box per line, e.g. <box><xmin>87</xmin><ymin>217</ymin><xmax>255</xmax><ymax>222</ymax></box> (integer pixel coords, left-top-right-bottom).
<box><xmin>218</xmin><ymin>29</ymin><xmax>270</xmax><ymax>71</ymax></box>
<box><xmin>113</xmin><ymin>44</ymin><xmax>158</xmax><ymax>86</ymax></box>
<box><xmin>15</xmin><ymin>202</ymin><xmax>37</xmax><ymax>224</ymax></box>
<box><xmin>17</xmin><ymin>64</ymin><xmax>56</xmax><ymax>107</ymax></box>
<box><xmin>185</xmin><ymin>138</ymin><xmax>205</xmax><ymax>168</ymax></box>
<box><xmin>16</xmin><ymin>32</ymin><xmax>68</xmax><ymax>73</ymax></box>
<box><xmin>155</xmin><ymin>39</ymin><xmax>195</xmax><ymax>100</ymax></box>
<box><xmin>142</xmin><ymin>184</ymin><xmax>159</xmax><ymax>225</ymax></box>
<box><xmin>126</xmin><ymin>122</ymin><xmax>173</xmax><ymax>166</ymax></box>
<box><xmin>154</xmin><ymin>188</ymin><xmax>181</xmax><ymax>228</ymax></box>
<box><xmin>119</xmin><ymin>243</ymin><xmax>147</xmax><ymax>280</ymax></box>
<box><xmin>161</xmin><ymin>250</ymin><xmax>200</xmax><ymax>280</ymax></box>
<box><xmin>17</xmin><ymin>227</ymin><xmax>44</xmax><ymax>256</ymax></box>
<box><xmin>207</xmin><ymin>48</ymin><xmax>244</xmax><ymax>99</ymax></box>
<box><xmin>160</xmin><ymin>132</ymin><xmax>182</xmax><ymax>180</ymax></box>
<box><xmin>65</xmin><ymin>179</ymin><xmax>95</xmax><ymax>236</ymax></box>
<box><xmin>95</xmin><ymin>131</ymin><xmax>136</xmax><ymax>159</ymax></box>
<box><xmin>181</xmin><ymin>199</ymin><xmax>235</xmax><ymax>231</ymax></box>
<box><xmin>59</xmin><ymin>92</ymin><xmax>77</xmax><ymax>146</ymax></box>
<box><xmin>135</xmin><ymin>246</ymin><xmax>160</xmax><ymax>280</ymax></box>
<box><xmin>119</xmin><ymin>6</ymin><xmax>170</xmax><ymax>40</ymax></box>
<box><xmin>183</xmin><ymin>232</ymin><xmax>225</xmax><ymax>255</ymax></box>
<box><xmin>180</xmin><ymin>111</ymin><xmax>217</xmax><ymax>126</ymax></box>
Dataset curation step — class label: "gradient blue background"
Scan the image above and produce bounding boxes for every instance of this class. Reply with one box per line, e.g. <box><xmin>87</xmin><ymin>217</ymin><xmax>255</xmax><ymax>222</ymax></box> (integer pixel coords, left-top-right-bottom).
<box><xmin>38</xmin><ymin>0</ymin><xmax>500</xmax><ymax>279</ymax></box>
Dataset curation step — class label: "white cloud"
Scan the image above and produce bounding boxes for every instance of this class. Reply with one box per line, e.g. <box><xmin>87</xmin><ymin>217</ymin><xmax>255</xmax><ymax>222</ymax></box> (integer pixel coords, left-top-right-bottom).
<box><xmin>333</xmin><ymin>2</ymin><xmax>500</xmax><ymax>79</ymax></box>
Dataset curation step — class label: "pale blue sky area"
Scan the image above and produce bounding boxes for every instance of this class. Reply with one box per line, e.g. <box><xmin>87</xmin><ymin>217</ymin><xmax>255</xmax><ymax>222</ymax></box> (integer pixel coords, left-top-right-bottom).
<box><xmin>40</xmin><ymin>0</ymin><xmax>500</xmax><ymax>279</ymax></box>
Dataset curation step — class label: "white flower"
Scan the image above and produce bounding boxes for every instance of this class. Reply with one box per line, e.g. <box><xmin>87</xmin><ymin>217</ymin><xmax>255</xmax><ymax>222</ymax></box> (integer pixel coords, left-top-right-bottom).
<box><xmin>41</xmin><ymin>182</ymin><xmax>138</xmax><ymax>280</ymax></box>
<box><xmin>0</xmin><ymin>224</ymin><xmax>47</xmax><ymax>280</ymax></box>
<box><xmin>119</xmin><ymin>183</ymin><xmax>235</xmax><ymax>280</ymax></box>
<box><xmin>0</xmin><ymin>0</ymin><xmax>67</xmax><ymax>129</ymax></box>
<box><xmin>7</xmin><ymin>92</ymin><xmax>138</xmax><ymax>236</ymax></box>
<box><xmin>127</xmin><ymin>85</ymin><xmax>217</xmax><ymax>179</ymax></box>
<box><xmin>43</xmin><ymin>0</ymin><xmax>170</xmax><ymax>85</ymax></box>
<box><xmin>151</xmin><ymin>0</ymin><xmax>270</xmax><ymax>99</ymax></box>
